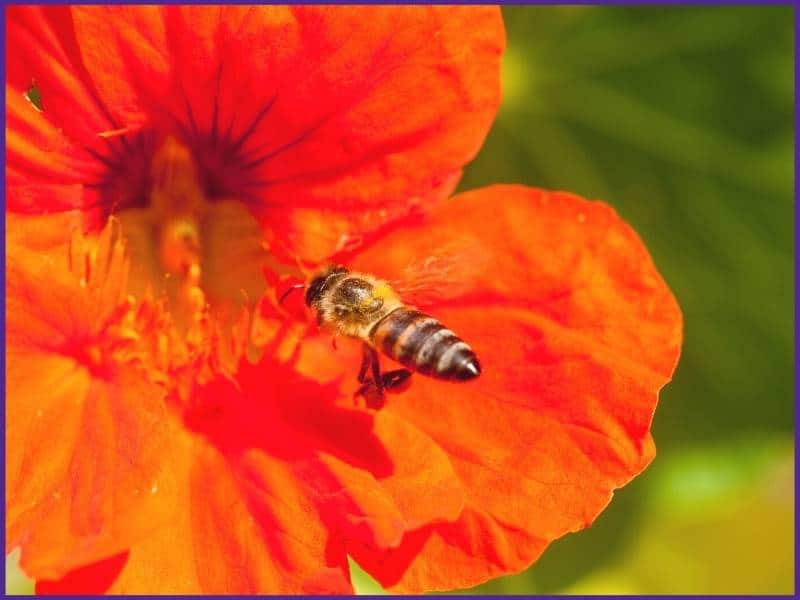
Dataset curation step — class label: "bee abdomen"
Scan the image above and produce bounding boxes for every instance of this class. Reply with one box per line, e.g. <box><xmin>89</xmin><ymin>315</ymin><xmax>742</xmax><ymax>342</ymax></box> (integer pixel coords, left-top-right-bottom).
<box><xmin>370</xmin><ymin>308</ymin><xmax>481</xmax><ymax>381</ymax></box>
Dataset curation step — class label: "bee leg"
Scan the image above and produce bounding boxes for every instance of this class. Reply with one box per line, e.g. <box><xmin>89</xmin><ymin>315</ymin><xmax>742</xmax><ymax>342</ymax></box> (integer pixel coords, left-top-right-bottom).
<box><xmin>355</xmin><ymin>381</ymin><xmax>386</xmax><ymax>410</ymax></box>
<box><xmin>369</xmin><ymin>347</ymin><xmax>384</xmax><ymax>395</ymax></box>
<box><xmin>381</xmin><ymin>369</ymin><xmax>412</xmax><ymax>392</ymax></box>
<box><xmin>357</xmin><ymin>343</ymin><xmax>378</xmax><ymax>383</ymax></box>
<box><xmin>353</xmin><ymin>344</ymin><xmax>387</xmax><ymax>409</ymax></box>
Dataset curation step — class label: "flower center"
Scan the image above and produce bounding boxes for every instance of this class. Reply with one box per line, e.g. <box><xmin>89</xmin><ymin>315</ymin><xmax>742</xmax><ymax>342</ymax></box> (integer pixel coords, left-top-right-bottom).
<box><xmin>103</xmin><ymin>135</ymin><xmax>312</xmax><ymax>414</ymax></box>
<box><xmin>150</xmin><ymin>138</ymin><xmax>205</xmax><ymax>281</ymax></box>
<box><xmin>149</xmin><ymin>137</ymin><xmax>207</xmax><ymax>321</ymax></box>
<box><xmin>116</xmin><ymin>136</ymin><xmax>270</xmax><ymax>329</ymax></box>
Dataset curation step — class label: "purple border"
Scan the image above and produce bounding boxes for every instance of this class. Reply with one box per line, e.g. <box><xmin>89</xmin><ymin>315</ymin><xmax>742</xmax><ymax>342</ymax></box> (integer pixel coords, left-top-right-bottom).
<box><xmin>1</xmin><ymin>2</ymin><xmax>796</xmax><ymax>599</ymax></box>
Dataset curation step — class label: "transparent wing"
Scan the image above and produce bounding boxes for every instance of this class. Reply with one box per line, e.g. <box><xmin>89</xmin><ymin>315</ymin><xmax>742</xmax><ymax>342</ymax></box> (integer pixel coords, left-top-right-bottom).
<box><xmin>388</xmin><ymin>241</ymin><xmax>483</xmax><ymax>308</ymax></box>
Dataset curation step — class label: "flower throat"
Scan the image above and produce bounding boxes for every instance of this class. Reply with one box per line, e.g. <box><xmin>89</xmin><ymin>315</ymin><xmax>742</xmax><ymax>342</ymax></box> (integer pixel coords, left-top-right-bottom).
<box><xmin>149</xmin><ymin>136</ymin><xmax>207</xmax><ymax>319</ymax></box>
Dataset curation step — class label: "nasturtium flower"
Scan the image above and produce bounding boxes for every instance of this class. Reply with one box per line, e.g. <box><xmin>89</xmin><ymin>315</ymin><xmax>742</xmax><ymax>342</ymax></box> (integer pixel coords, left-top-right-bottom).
<box><xmin>5</xmin><ymin>5</ymin><xmax>682</xmax><ymax>594</ymax></box>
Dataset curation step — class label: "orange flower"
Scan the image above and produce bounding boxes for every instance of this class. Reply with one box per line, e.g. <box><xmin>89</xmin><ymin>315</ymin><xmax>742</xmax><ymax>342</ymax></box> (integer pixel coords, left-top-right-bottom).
<box><xmin>5</xmin><ymin>5</ymin><xmax>682</xmax><ymax>594</ymax></box>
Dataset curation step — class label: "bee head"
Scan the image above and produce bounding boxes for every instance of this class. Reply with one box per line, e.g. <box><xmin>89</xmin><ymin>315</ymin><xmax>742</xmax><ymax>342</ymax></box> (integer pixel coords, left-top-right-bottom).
<box><xmin>305</xmin><ymin>265</ymin><xmax>349</xmax><ymax>307</ymax></box>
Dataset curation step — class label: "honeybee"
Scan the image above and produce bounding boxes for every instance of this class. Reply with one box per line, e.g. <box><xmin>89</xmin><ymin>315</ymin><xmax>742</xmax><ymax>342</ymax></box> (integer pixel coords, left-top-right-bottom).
<box><xmin>298</xmin><ymin>264</ymin><xmax>481</xmax><ymax>409</ymax></box>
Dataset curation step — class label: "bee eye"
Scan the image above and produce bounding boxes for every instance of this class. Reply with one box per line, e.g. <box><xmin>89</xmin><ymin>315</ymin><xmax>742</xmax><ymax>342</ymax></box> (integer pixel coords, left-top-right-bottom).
<box><xmin>334</xmin><ymin>306</ymin><xmax>349</xmax><ymax>317</ymax></box>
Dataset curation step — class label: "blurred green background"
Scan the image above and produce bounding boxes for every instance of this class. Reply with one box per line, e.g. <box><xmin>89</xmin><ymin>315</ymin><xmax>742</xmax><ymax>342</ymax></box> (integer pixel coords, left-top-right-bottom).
<box><xmin>6</xmin><ymin>5</ymin><xmax>794</xmax><ymax>595</ymax></box>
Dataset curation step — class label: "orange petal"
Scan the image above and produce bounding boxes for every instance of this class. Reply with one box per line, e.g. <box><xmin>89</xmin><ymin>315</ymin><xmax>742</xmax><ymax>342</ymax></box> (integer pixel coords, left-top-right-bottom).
<box><xmin>69</xmin><ymin>5</ymin><xmax>167</xmax><ymax>130</ymax></box>
<box><xmin>44</xmin><ymin>413</ymin><xmax>354</xmax><ymax>593</ymax></box>
<box><xmin>68</xmin><ymin>5</ymin><xmax>504</xmax><ymax>261</ymax></box>
<box><xmin>6</xmin><ymin>6</ymin><xmax>116</xmax><ymax>147</ymax></box>
<box><xmin>5</xmin><ymin>219</ymin><xmax>177</xmax><ymax>580</ymax></box>
<box><xmin>6</xmin><ymin>7</ymin><xmax>151</xmax><ymax>223</ymax></box>
<box><xmin>191</xmin><ymin>357</ymin><xmax>465</xmax><ymax>553</ymax></box>
<box><xmin>36</xmin><ymin>552</ymin><xmax>129</xmax><ymax>595</ymax></box>
<box><xmin>5</xmin><ymin>84</ymin><xmax>104</xmax><ymax>219</ymax></box>
<box><xmin>51</xmin><ymin>351</ymin><xmax>455</xmax><ymax>593</ymax></box>
<box><xmin>340</xmin><ymin>185</ymin><xmax>682</xmax><ymax>591</ymax></box>
<box><xmin>5</xmin><ymin>89</ymin><xmax>94</xmax><ymax>187</ymax></box>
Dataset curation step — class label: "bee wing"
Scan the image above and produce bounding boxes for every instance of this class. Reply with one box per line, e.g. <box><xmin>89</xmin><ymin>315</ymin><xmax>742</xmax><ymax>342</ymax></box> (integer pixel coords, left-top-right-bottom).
<box><xmin>388</xmin><ymin>242</ymin><xmax>483</xmax><ymax>308</ymax></box>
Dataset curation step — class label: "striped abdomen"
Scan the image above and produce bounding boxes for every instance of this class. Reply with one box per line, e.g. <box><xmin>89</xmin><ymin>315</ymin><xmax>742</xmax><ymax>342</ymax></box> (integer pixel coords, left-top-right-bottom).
<box><xmin>369</xmin><ymin>307</ymin><xmax>481</xmax><ymax>381</ymax></box>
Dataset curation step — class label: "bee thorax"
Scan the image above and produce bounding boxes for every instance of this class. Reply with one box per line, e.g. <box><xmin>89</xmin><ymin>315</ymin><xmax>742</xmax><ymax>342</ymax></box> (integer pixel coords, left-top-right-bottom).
<box><xmin>310</xmin><ymin>269</ymin><xmax>402</xmax><ymax>339</ymax></box>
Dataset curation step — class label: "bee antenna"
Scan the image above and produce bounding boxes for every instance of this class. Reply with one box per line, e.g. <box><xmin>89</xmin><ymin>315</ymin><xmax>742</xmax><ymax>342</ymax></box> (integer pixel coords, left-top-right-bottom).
<box><xmin>279</xmin><ymin>283</ymin><xmax>306</xmax><ymax>306</ymax></box>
